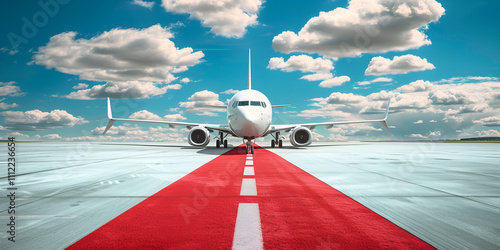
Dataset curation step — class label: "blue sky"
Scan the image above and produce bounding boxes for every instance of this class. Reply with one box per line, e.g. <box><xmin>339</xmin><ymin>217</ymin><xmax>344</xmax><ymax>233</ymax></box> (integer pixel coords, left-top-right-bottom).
<box><xmin>1</xmin><ymin>0</ymin><xmax>499</xmax><ymax>142</ymax></box>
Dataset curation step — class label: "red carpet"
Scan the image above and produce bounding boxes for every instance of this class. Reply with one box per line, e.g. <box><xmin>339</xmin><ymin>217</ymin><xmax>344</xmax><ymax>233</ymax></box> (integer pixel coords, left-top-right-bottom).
<box><xmin>67</xmin><ymin>144</ymin><xmax>433</xmax><ymax>249</ymax></box>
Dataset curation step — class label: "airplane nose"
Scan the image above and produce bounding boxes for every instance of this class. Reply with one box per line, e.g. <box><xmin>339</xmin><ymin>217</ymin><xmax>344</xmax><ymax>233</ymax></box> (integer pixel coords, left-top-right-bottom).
<box><xmin>237</xmin><ymin>108</ymin><xmax>264</xmax><ymax>137</ymax></box>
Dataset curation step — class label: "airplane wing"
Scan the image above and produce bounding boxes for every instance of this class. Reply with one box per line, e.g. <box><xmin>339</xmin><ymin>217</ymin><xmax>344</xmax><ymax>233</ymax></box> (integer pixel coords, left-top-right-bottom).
<box><xmin>263</xmin><ymin>100</ymin><xmax>391</xmax><ymax>136</ymax></box>
<box><xmin>103</xmin><ymin>98</ymin><xmax>236</xmax><ymax>136</ymax></box>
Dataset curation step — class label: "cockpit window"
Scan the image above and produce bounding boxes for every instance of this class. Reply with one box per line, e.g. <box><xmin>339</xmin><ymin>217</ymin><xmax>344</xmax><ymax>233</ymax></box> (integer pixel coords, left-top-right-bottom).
<box><xmin>251</xmin><ymin>101</ymin><xmax>261</xmax><ymax>106</ymax></box>
<box><xmin>238</xmin><ymin>101</ymin><xmax>249</xmax><ymax>106</ymax></box>
<box><xmin>232</xmin><ymin>101</ymin><xmax>237</xmax><ymax>108</ymax></box>
<box><xmin>262</xmin><ymin>102</ymin><xmax>266</xmax><ymax>108</ymax></box>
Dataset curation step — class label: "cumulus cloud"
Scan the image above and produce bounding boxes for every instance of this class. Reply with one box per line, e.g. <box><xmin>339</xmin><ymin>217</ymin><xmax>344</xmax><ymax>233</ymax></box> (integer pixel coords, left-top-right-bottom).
<box><xmin>81</xmin><ymin>124</ymin><xmax>187</xmax><ymax>142</ymax></box>
<box><xmin>129</xmin><ymin>110</ymin><xmax>187</xmax><ymax>121</ymax></box>
<box><xmin>0</xmin><ymin>81</ymin><xmax>24</xmax><ymax>97</ymax></box>
<box><xmin>396</xmin><ymin>80</ymin><xmax>433</xmax><ymax>92</ymax></box>
<box><xmin>272</xmin><ymin>0</ymin><xmax>445</xmax><ymax>58</ymax></box>
<box><xmin>0</xmin><ymin>98</ymin><xmax>18</xmax><ymax>110</ymax></box>
<box><xmin>268</xmin><ymin>55</ymin><xmax>349</xmax><ymax>87</ymax></box>
<box><xmin>365</xmin><ymin>55</ymin><xmax>435</xmax><ymax>75</ymax></box>
<box><xmin>132</xmin><ymin>0</ymin><xmax>155</xmax><ymax>9</ymax></box>
<box><xmin>34</xmin><ymin>24</ymin><xmax>204</xmax><ymax>99</ymax></box>
<box><xmin>180</xmin><ymin>77</ymin><xmax>191</xmax><ymax>83</ymax></box>
<box><xmin>474</xmin><ymin>116</ymin><xmax>500</xmax><ymax>127</ymax></box>
<box><xmin>221</xmin><ymin>89</ymin><xmax>239</xmax><ymax>95</ymax></box>
<box><xmin>475</xmin><ymin>130</ymin><xmax>500</xmax><ymax>137</ymax></box>
<box><xmin>65</xmin><ymin>81</ymin><xmax>181</xmax><ymax>100</ymax></box>
<box><xmin>72</xmin><ymin>83</ymin><xmax>89</xmax><ymax>89</ymax></box>
<box><xmin>301</xmin><ymin>73</ymin><xmax>334</xmax><ymax>81</ymax></box>
<box><xmin>43</xmin><ymin>134</ymin><xmax>62</xmax><ymax>140</ymax></box>
<box><xmin>296</xmin><ymin>77</ymin><xmax>500</xmax><ymax>140</ymax></box>
<box><xmin>1</xmin><ymin>109</ymin><xmax>88</xmax><ymax>131</ymax></box>
<box><xmin>319</xmin><ymin>76</ymin><xmax>351</xmax><ymax>88</ymax></box>
<box><xmin>161</xmin><ymin>0</ymin><xmax>262</xmax><ymax>38</ymax></box>
<box><xmin>179</xmin><ymin>90</ymin><xmax>225</xmax><ymax>116</ymax></box>
<box><xmin>268</xmin><ymin>55</ymin><xmax>334</xmax><ymax>73</ymax></box>
<box><xmin>358</xmin><ymin>77</ymin><xmax>392</xmax><ymax>85</ymax></box>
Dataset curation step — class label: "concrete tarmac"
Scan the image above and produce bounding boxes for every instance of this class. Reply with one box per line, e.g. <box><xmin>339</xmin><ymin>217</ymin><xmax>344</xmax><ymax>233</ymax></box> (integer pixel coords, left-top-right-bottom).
<box><xmin>0</xmin><ymin>141</ymin><xmax>499</xmax><ymax>249</ymax></box>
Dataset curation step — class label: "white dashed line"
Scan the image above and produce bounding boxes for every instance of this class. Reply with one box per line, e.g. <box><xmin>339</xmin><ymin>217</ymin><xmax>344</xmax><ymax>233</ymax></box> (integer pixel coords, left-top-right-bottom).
<box><xmin>245</xmin><ymin>160</ymin><xmax>253</xmax><ymax>166</ymax></box>
<box><xmin>240</xmin><ymin>178</ymin><xmax>257</xmax><ymax>196</ymax></box>
<box><xmin>232</xmin><ymin>203</ymin><xmax>263</xmax><ymax>250</ymax></box>
<box><xmin>243</xmin><ymin>167</ymin><xmax>255</xmax><ymax>176</ymax></box>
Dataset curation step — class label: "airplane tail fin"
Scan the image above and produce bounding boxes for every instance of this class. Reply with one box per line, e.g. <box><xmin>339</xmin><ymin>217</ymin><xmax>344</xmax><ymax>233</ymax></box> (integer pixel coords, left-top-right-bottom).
<box><xmin>248</xmin><ymin>49</ymin><xmax>251</xmax><ymax>90</ymax></box>
<box><xmin>103</xmin><ymin>97</ymin><xmax>115</xmax><ymax>134</ymax></box>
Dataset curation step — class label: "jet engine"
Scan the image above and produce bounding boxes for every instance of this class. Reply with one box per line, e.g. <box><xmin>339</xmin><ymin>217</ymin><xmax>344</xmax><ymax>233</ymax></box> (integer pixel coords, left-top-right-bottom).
<box><xmin>188</xmin><ymin>126</ymin><xmax>210</xmax><ymax>147</ymax></box>
<box><xmin>290</xmin><ymin>126</ymin><xmax>312</xmax><ymax>147</ymax></box>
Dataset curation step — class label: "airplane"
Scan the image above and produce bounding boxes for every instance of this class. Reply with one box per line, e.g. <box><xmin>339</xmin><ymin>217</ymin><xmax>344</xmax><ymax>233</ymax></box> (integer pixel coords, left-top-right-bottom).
<box><xmin>103</xmin><ymin>50</ymin><xmax>391</xmax><ymax>154</ymax></box>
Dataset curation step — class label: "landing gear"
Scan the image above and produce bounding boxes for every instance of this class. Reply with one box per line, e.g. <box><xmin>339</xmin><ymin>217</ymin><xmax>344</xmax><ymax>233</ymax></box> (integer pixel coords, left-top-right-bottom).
<box><xmin>271</xmin><ymin>132</ymin><xmax>283</xmax><ymax>148</ymax></box>
<box><xmin>245</xmin><ymin>140</ymin><xmax>254</xmax><ymax>154</ymax></box>
<box><xmin>216</xmin><ymin>132</ymin><xmax>228</xmax><ymax>148</ymax></box>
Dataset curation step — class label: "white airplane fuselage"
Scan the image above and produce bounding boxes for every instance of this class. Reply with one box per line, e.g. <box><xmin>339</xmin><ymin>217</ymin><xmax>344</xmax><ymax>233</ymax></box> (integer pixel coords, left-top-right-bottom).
<box><xmin>227</xmin><ymin>89</ymin><xmax>272</xmax><ymax>139</ymax></box>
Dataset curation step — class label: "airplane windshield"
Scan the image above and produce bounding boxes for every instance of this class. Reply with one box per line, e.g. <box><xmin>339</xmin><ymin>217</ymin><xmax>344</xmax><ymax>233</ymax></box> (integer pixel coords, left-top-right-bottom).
<box><xmin>238</xmin><ymin>101</ymin><xmax>266</xmax><ymax>107</ymax></box>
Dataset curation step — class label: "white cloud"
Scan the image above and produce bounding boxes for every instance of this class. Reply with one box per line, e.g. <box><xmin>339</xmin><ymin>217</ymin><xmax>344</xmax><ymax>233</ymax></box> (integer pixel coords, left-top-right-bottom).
<box><xmin>132</xmin><ymin>0</ymin><xmax>155</xmax><ymax>9</ymax></box>
<box><xmin>180</xmin><ymin>77</ymin><xmax>191</xmax><ymax>83</ymax></box>
<box><xmin>475</xmin><ymin>130</ymin><xmax>500</xmax><ymax>137</ymax></box>
<box><xmin>163</xmin><ymin>113</ymin><xmax>187</xmax><ymax>121</ymax></box>
<box><xmin>0</xmin><ymin>98</ymin><xmax>18</xmax><ymax>110</ymax></box>
<box><xmin>179</xmin><ymin>90</ymin><xmax>225</xmax><ymax>116</ymax></box>
<box><xmin>474</xmin><ymin>116</ymin><xmax>500</xmax><ymax>127</ymax></box>
<box><xmin>358</xmin><ymin>77</ymin><xmax>392</xmax><ymax>85</ymax></box>
<box><xmin>129</xmin><ymin>110</ymin><xmax>162</xmax><ymax>120</ymax></box>
<box><xmin>83</xmin><ymin>124</ymin><xmax>187</xmax><ymax>142</ymax></box>
<box><xmin>272</xmin><ymin>0</ymin><xmax>445</xmax><ymax>58</ymax></box>
<box><xmin>73</xmin><ymin>83</ymin><xmax>89</xmax><ymax>89</ymax></box>
<box><xmin>129</xmin><ymin>110</ymin><xmax>187</xmax><ymax>121</ymax></box>
<box><xmin>1</xmin><ymin>109</ymin><xmax>88</xmax><ymax>131</ymax></box>
<box><xmin>161</xmin><ymin>0</ymin><xmax>262</xmax><ymax>38</ymax></box>
<box><xmin>319</xmin><ymin>76</ymin><xmax>350</xmax><ymax>88</ymax></box>
<box><xmin>221</xmin><ymin>89</ymin><xmax>239</xmax><ymax>95</ymax></box>
<box><xmin>396</xmin><ymin>80</ymin><xmax>433</xmax><ymax>92</ymax></box>
<box><xmin>428</xmin><ymin>131</ymin><xmax>441</xmax><ymax>137</ymax></box>
<box><xmin>323</xmin><ymin>92</ymin><xmax>365</xmax><ymax>104</ymax></box>
<box><xmin>328</xmin><ymin>123</ymin><xmax>382</xmax><ymax>137</ymax></box>
<box><xmin>434</xmin><ymin>76</ymin><xmax>499</xmax><ymax>84</ymax></box>
<box><xmin>301</xmin><ymin>73</ymin><xmax>334</xmax><ymax>81</ymax></box>
<box><xmin>296</xmin><ymin>77</ymin><xmax>500</xmax><ymax>140</ymax></box>
<box><xmin>0</xmin><ymin>81</ymin><xmax>24</xmax><ymax>96</ymax></box>
<box><xmin>34</xmin><ymin>24</ymin><xmax>204</xmax><ymax>87</ymax></box>
<box><xmin>65</xmin><ymin>81</ymin><xmax>182</xmax><ymax>100</ymax></box>
<box><xmin>409</xmin><ymin>133</ymin><xmax>427</xmax><ymax>139</ymax></box>
<box><xmin>8</xmin><ymin>132</ymin><xmax>30</xmax><ymax>140</ymax></box>
<box><xmin>43</xmin><ymin>134</ymin><xmax>62</xmax><ymax>140</ymax></box>
<box><xmin>268</xmin><ymin>55</ymin><xmax>334</xmax><ymax>73</ymax></box>
<box><xmin>365</xmin><ymin>55</ymin><xmax>435</xmax><ymax>75</ymax></box>
<box><xmin>268</xmin><ymin>55</ymin><xmax>348</xmax><ymax>87</ymax></box>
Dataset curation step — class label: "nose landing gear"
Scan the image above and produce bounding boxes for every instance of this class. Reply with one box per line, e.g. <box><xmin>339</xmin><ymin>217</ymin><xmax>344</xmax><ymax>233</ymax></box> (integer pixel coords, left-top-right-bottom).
<box><xmin>245</xmin><ymin>139</ymin><xmax>254</xmax><ymax>154</ymax></box>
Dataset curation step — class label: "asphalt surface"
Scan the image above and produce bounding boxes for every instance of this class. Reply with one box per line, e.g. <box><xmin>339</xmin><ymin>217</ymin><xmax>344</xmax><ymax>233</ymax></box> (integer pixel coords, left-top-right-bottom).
<box><xmin>0</xmin><ymin>141</ymin><xmax>499</xmax><ymax>249</ymax></box>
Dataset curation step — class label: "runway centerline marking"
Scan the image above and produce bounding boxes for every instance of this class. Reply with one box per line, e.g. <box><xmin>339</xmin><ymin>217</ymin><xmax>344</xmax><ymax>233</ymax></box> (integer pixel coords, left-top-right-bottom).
<box><xmin>232</xmin><ymin>203</ymin><xmax>263</xmax><ymax>250</ymax></box>
<box><xmin>240</xmin><ymin>178</ymin><xmax>257</xmax><ymax>196</ymax></box>
<box><xmin>243</xmin><ymin>167</ymin><xmax>255</xmax><ymax>176</ymax></box>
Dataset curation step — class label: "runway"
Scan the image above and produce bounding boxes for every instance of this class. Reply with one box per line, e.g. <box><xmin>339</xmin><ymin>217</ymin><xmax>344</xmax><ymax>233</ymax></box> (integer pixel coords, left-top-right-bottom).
<box><xmin>1</xmin><ymin>141</ymin><xmax>499</xmax><ymax>249</ymax></box>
